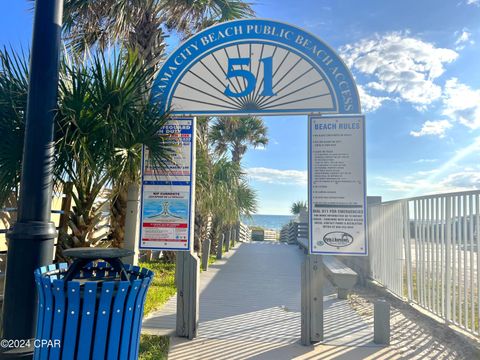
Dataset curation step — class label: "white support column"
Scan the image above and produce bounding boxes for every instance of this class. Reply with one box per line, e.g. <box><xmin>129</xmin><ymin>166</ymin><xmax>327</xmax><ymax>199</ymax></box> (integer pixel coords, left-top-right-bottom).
<box><xmin>124</xmin><ymin>183</ymin><xmax>140</xmax><ymax>265</ymax></box>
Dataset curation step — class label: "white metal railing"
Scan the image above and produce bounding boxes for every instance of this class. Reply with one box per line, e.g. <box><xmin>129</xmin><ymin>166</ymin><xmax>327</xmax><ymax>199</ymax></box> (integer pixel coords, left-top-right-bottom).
<box><xmin>368</xmin><ymin>190</ymin><xmax>480</xmax><ymax>337</ymax></box>
<box><xmin>368</xmin><ymin>201</ymin><xmax>405</xmax><ymax>297</ymax></box>
<box><xmin>238</xmin><ymin>222</ymin><xmax>251</xmax><ymax>242</ymax></box>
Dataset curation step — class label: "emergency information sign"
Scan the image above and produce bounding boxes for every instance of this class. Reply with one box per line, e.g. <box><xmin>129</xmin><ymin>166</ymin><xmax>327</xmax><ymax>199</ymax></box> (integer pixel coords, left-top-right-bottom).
<box><xmin>308</xmin><ymin>115</ymin><xmax>367</xmax><ymax>256</ymax></box>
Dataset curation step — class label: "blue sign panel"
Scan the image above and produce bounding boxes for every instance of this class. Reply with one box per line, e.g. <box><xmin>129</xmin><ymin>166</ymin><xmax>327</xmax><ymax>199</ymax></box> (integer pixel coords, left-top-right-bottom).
<box><xmin>139</xmin><ymin>118</ymin><xmax>195</xmax><ymax>251</ymax></box>
<box><xmin>152</xmin><ymin>19</ymin><xmax>361</xmax><ymax>116</ymax></box>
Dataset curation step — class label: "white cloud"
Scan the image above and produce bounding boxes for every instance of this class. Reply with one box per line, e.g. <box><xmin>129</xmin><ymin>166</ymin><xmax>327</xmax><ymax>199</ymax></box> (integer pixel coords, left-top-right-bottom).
<box><xmin>414</xmin><ymin>158</ymin><xmax>438</xmax><ymax>163</ymax></box>
<box><xmin>442</xmin><ymin>78</ymin><xmax>480</xmax><ymax>129</ymax></box>
<box><xmin>357</xmin><ymin>85</ymin><xmax>390</xmax><ymax>112</ymax></box>
<box><xmin>378</xmin><ymin>169</ymin><xmax>480</xmax><ymax>196</ymax></box>
<box><xmin>246</xmin><ymin>167</ymin><xmax>307</xmax><ymax>185</ymax></box>
<box><xmin>454</xmin><ymin>28</ymin><xmax>474</xmax><ymax>50</ymax></box>
<box><xmin>378</xmin><ymin>137</ymin><xmax>480</xmax><ymax>197</ymax></box>
<box><xmin>253</xmin><ymin>145</ymin><xmax>267</xmax><ymax>151</ymax></box>
<box><xmin>410</xmin><ymin>119</ymin><xmax>452</xmax><ymax>138</ymax></box>
<box><xmin>444</xmin><ymin>170</ymin><xmax>480</xmax><ymax>189</ymax></box>
<box><xmin>341</xmin><ymin>33</ymin><xmax>458</xmax><ymax>109</ymax></box>
<box><xmin>466</xmin><ymin>0</ymin><xmax>479</xmax><ymax>6</ymax></box>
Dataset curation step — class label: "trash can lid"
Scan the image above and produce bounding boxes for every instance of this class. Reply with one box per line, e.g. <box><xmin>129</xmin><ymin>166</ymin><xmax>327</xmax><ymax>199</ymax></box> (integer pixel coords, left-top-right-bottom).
<box><xmin>63</xmin><ymin>248</ymin><xmax>134</xmax><ymax>260</ymax></box>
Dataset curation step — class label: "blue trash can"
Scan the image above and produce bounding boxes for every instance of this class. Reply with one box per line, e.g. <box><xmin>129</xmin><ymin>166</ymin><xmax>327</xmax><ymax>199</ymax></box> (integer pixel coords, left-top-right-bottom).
<box><xmin>33</xmin><ymin>248</ymin><xmax>153</xmax><ymax>360</ymax></box>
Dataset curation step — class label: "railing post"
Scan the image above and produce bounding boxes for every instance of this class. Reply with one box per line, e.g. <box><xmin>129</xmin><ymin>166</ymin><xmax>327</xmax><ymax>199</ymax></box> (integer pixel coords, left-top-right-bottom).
<box><xmin>374</xmin><ymin>299</ymin><xmax>390</xmax><ymax>345</ymax></box>
<box><xmin>444</xmin><ymin>196</ymin><xmax>452</xmax><ymax>321</ymax></box>
<box><xmin>225</xmin><ymin>228</ymin><xmax>231</xmax><ymax>252</ymax></box>
<box><xmin>201</xmin><ymin>238</ymin><xmax>211</xmax><ymax>271</ymax></box>
<box><xmin>403</xmin><ymin>200</ymin><xmax>413</xmax><ymax>300</ymax></box>
<box><xmin>231</xmin><ymin>228</ymin><xmax>236</xmax><ymax>248</ymax></box>
<box><xmin>216</xmin><ymin>234</ymin><xmax>224</xmax><ymax>260</ymax></box>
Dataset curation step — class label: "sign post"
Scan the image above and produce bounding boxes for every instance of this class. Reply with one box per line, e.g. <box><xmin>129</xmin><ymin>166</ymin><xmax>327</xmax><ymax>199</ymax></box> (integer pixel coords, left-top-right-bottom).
<box><xmin>139</xmin><ymin>117</ymin><xmax>199</xmax><ymax>339</ymax></box>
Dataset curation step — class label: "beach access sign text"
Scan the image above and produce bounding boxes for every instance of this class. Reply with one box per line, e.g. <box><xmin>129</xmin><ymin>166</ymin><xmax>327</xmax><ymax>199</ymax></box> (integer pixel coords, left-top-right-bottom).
<box><xmin>308</xmin><ymin>115</ymin><xmax>367</xmax><ymax>256</ymax></box>
<box><xmin>139</xmin><ymin>118</ymin><xmax>195</xmax><ymax>251</ymax></box>
<box><xmin>151</xmin><ymin>19</ymin><xmax>360</xmax><ymax>116</ymax></box>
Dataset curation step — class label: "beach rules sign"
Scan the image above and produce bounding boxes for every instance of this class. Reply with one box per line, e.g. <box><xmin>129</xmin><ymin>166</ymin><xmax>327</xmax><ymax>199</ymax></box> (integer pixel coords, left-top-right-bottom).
<box><xmin>139</xmin><ymin>118</ymin><xmax>195</xmax><ymax>251</ymax></box>
<box><xmin>308</xmin><ymin>115</ymin><xmax>367</xmax><ymax>255</ymax></box>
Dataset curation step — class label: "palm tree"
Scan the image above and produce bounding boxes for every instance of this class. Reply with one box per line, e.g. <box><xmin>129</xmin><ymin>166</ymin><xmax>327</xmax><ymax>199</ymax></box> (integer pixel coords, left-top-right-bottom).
<box><xmin>0</xmin><ymin>47</ymin><xmax>172</xmax><ymax>256</ymax></box>
<box><xmin>0</xmin><ymin>49</ymin><xmax>28</xmax><ymax>210</ymax></box>
<box><xmin>291</xmin><ymin>200</ymin><xmax>307</xmax><ymax>215</ymax></box>
<box><xmin>194</xmin><ymin>118</ymin><xmax>257</xmax><ymax>254</ymax></box>
<box><xmin>63</xmin><ymin>0</ymin><xmax>255</xmax><ymax>247</ymax></box>
<box><xmin>210</xmin><ymin>116</ymin><xmax>269</xmax><ymax>163</ymax></box>
<box><xmin>0</xmin><ymin>49</ymin><xmax>29</xmax><ymax>230</ymax></box>
<box><xmin>63</xmin><ymin>0</ymin><xmax>254</xmax><ymax>68</ymax></box>
<box><xmin>162</xmin><ymin>0</ymin><xmax>255</xmax><ymax>37</ymax></box>
<box><xmin>56</xmin><ymin>50</ymin><xmax>172</xmax><ymax>251</ymax></box>
<box><xmin>207</xmin><ymin>157</ymin><xmax>257</xmax><ymax>253</ymax></box>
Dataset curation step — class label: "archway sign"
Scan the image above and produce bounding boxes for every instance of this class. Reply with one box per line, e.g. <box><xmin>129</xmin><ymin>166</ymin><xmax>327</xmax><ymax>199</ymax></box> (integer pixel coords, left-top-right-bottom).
<box><xmin>141</xmin><ymin>17</ymin><xmax>367</xmax><ymax>343</ymax></box>
<box><xmin>141</xmin><ymin>18</ymin><xmax>367</xmax><ymax>256</ymax></box>
<box><xmin>152</xmin><ymin>19</ymin><xmax>360</xmax><ymax>115</ymax></box>
<box><xmin>142</xmin><ymin>18</ymin><xmax>366</xmax><ymax>257</ymax></box>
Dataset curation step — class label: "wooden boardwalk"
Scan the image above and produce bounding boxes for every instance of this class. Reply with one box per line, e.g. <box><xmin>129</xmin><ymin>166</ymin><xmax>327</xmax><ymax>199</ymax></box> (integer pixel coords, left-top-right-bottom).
<box><xmin>143</xmin><ymin>242</ymin><xmax>383</xmax><ymax>359</ymax></box>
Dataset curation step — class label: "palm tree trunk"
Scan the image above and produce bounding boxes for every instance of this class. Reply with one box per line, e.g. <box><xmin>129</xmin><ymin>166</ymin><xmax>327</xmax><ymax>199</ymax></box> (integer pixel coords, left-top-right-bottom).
<box><xmin>232</xmin><ymin>143</ymin><xmax>241</xmax><ymax>164</ymax></box>
<box><xmin>110</xmin><ymin>187</ymin><xmax>128</xmax><ymax>248</ymax></box>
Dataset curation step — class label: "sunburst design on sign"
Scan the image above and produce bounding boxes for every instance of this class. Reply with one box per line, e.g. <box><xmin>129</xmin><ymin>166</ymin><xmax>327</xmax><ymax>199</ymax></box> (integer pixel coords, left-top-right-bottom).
<box><xmin>171</xmin><ymin>43</ymin><xmax>335</xmax><ymax>114</ymax></box>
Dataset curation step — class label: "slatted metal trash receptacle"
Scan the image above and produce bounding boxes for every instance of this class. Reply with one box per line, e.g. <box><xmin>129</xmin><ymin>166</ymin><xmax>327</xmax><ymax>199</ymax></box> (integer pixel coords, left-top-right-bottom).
<box><xmin>33</xmin><ymin>248</ymin><xmax>154</xmax><ymax>360</ymax></box>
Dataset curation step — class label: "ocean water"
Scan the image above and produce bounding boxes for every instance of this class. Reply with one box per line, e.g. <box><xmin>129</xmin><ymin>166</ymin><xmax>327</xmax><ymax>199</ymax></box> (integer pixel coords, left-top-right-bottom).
<box><xmin>242</xmin><ymin>214</ymin><xmax>295</xmax><ymax>231</ymax></box>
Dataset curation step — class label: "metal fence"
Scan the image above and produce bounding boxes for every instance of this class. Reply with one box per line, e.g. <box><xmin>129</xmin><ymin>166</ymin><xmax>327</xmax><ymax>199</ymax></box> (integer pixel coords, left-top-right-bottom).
<box><xmin>368</xmin><ymin>190</ymin><xmax>480</xmax><ymax>337</ymax></box>
<box><xmin>368</xmin><ymin>201</ymin><xmax>405</xmax><ymax>297</ymax></box>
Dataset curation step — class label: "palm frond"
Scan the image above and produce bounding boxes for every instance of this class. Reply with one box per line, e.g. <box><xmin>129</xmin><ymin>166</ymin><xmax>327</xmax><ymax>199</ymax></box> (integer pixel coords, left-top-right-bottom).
<box><xmin>210</xmin><ymin>116</ymin><xmax>268</xmax><ymax>163</ymax></box>
<box><xmin>162</xmin><ymin>0</ymin><xmax>254</xmax><ymax>37</ymax></box>
<box><xmin>0</xmin><ymin>47</ymin><xmax>29</xmax><ymax>207</ymax></box>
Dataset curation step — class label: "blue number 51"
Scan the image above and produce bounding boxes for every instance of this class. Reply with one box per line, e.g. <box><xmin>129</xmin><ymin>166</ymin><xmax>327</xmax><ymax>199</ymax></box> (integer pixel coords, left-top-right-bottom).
<box><xmin>224</xmin><ymin>57</ymin><xmax>276</xmax><ymax>98</ymax></box>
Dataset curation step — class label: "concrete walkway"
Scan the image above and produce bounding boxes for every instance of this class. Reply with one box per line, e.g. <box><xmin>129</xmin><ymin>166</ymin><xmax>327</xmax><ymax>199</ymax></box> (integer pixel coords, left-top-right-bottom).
<box><xmin>143</xmin><ymin>242</ymin><xmax>386</xmax><ymax>359</ymax></box>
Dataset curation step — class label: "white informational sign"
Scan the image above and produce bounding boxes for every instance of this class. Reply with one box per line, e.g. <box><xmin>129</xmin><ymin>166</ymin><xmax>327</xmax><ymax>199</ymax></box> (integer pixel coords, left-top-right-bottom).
<box><xmin>139</xmin><ymin>118</ymin><xmax>195</xmax><ymax>251</ymax></box>
<box><xmin>308</xmin><ymin>115</ymin><xmax>367</xmax><ymax>256</ymax></box>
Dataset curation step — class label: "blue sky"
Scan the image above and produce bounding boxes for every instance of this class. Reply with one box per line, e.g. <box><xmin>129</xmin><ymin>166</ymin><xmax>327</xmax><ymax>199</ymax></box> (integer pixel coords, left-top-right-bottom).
<box><xmin>2</xmin><ymin>1</ymin><xmax>480</xmax><ymax>214</ymax></box>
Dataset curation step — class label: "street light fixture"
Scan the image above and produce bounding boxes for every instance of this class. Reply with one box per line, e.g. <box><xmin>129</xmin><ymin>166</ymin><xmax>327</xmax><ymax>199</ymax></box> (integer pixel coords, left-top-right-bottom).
<box><xmin>1</xmin><ymin>0</ymin><xmax>64</xmax><ymax>358</ymax></box>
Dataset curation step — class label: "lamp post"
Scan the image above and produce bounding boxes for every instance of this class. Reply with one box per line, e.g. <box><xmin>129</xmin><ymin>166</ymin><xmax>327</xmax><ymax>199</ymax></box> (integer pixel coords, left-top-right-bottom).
<box><xmin>1</xmin><ymin>0</ymin><xmax>63</xmax><ymax>358</ymax></box>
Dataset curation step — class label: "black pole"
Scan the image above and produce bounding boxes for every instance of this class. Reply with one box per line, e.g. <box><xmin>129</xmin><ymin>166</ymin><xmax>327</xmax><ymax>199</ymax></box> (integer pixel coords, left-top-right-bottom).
<box><xmin>1</xmin><ymin>0</ymin><xmax>63</xmax><ymax>355</ymax></box>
